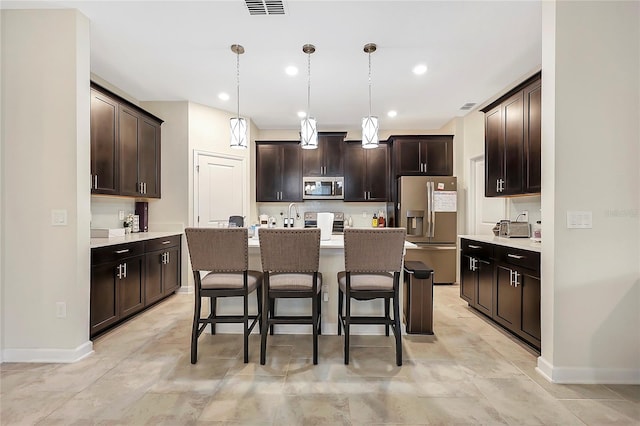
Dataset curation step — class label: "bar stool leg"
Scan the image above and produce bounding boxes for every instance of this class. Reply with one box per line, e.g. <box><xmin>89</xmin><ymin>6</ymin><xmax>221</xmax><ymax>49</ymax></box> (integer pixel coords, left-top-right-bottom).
<box><xmin>337</xmin><ymin>288</ymin><xmax>343</xmax><ymax>336</ymax></box>
<box><xmin>210</xmin><ymin>297</ymin><xmax>217</xmax><ymax>335</ymax></box>
<box><xmin>384</xmin><ymin>298</ymin><xmax>390</xmax><ymax>336</ymax></box>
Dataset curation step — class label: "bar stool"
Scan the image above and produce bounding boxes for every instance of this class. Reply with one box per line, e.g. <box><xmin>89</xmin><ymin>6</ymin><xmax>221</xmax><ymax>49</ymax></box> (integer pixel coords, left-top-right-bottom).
<box><xmin>337</xmin><ymin>228</ymin><xmax>406</xmax><ymax>366</ymax></box>
<box><xmin>185</xmin><ymin>227</ymin><xmax>262</xmax><ymax>364</ymax></box>
<box><xmin>258</xmin><ymin>228</ymin><xmax>322</xmax><ymax>365</ymax></box>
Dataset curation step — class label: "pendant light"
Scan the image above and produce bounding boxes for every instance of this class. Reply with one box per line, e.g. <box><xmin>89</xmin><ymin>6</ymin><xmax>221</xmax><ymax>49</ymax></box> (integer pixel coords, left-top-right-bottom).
<box><xmin>362</xmin><ymin>43</ymin><xmax>379</xmax><ymax>149</ymax></box>
<box><xmin>230</xmin><ymin>44</ymin><xmax>247</xmax><ymax>149</ymax></box>
<box><xmin>300</xmin><ymin>44</ymin><xmax>318</xmax><ymax>149</ymax></box>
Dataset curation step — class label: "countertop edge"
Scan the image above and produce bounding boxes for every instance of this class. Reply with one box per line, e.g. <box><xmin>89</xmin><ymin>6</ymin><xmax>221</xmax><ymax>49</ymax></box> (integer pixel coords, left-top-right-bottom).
<box><xmin>91</xmin><ymin>231</ymin><xmax>183</xmax><ymax>248</ymax></box>
<box><xmin>458</xmin><ymin>234</ymin><xmax>542</xmax><ymax>253</ymax></box>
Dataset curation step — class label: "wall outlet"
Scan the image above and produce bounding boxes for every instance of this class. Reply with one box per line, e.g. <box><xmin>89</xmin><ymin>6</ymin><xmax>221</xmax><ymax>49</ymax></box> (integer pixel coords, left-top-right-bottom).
<box><xmin>118</xmin><ymin>210</ymin><xmax>125</xmax><ymax>220</ymax></box>
<box><xmin>362</xmin><ymin>211</ymin><xmax>367</xmax><ymax>217</ymax></box>
<box><xmin>56</xmin><ymin>302</ymin><xmax>67</xmax><ymax>318</ymax></box>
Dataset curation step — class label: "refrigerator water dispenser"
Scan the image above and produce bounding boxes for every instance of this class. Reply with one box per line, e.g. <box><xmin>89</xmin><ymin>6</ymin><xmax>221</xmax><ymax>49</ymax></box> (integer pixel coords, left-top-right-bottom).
<box><xmin>405</xmin><ymin>210</ymin><xmax>424</xmax><ymax>237</ymax></box>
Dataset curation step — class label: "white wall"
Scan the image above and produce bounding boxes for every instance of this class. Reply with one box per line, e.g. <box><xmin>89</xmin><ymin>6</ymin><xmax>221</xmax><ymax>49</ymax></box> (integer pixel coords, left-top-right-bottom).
<box><xmin>538</xmin><ymin>0</ymin><xmax>640</xmax><ymax>384</ymax></box>
<box><xmin>1</xmin><ymin>10</ymin><xmax>92</xmax><ymax>362</ymax></box>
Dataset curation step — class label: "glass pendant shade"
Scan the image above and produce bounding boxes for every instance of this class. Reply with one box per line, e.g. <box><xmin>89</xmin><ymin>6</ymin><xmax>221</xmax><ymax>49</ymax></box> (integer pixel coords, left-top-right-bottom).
<box><xmin>362</xmin><ymin>115</ymin><xmax>379</xmax><ymax>149</ymax></box>
<box><xmin>230</xmin><ymin>117</ymin><xmax>247</xmax><ymax>149</ymax></box>
<box><xmin>300</xmin><ymin>117</ymin><xmax>318</xmax><ymax>149</ymax></box>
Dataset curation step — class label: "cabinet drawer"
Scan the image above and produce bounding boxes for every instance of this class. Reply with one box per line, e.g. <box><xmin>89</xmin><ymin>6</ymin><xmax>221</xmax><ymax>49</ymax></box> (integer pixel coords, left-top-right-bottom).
<box><xmin>496</xmin><ymin>246</ymin><xmax>540</xmax><ymax>273</ymax></box>
<box><xmin>461</xmin><ymin>239</ymin><xmax>494</xmax><ymax>259</ymax></box>
<box><xmin>92</xmin><ymin>242</ymin><xmax>145</xmax><ymax>265</ymax></box>
<box><xmin>145</xmin><ymin>235</ymin><xmax>181</xmax><ymax>252</ymax></box>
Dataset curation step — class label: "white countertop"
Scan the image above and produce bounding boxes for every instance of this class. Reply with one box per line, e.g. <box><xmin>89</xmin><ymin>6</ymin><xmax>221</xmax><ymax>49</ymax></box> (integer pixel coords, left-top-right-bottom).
<box><xmin>248</xmin><ymin>233</ymin><xmax>417</xmax><ymax>249</ymax></box>
<box><xmin>458</xmin><ymin>234</ymin><xmax>541</xmax><ymax>253</ymax></box>
<box><xmin>91</xmin><ymin>231</ymin><xmax>182</xmax><ymax>248</ymax></box>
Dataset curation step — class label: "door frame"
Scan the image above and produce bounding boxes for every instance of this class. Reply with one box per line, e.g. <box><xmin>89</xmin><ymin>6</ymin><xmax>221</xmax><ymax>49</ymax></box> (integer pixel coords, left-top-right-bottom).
<box><xmin>193</xmin><ymin>150</ymin><xmax>248</xmax><ymax>228</ymax></box>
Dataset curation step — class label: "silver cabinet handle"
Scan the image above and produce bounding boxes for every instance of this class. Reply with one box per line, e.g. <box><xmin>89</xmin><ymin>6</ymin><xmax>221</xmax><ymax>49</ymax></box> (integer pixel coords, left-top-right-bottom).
<box><xmin>115</xmin><ymin>249</ymin><xmax>130</xmax><ymax>254</ymax></box>
<box><xmin>95</xmin><ymin>175</ymin><xmax>98</xmax><ymax>189</ymax></box>
<box><xmin>122</xmin><ymin>262</ymin><xmax>127</xmax><ymax>278</ymax></box>
<box><xmin>509</xmin><ymin>269</ymin><xmax>514</xmax><ymax>286</ymax></box>
<box><xmin>468</xmin><ymin>244</ymin><xmax>482</xmax><ymax>249</ymax></box>
<box><xmin>513</xmin><ymin>270</ymin><xmax>520</xmax><ymax>287</ymax></box>
<box><xmin>144</xmin><ymin>182</ymin><xmax>147</xmax><ymax>194</ymax></box>
<box><xmin>496</xmin><ymin>179</ymin><xmax>500</xmax><ymax>193</ymax></box>
<box><xmin>165</xmin><ymin>252</ymin><xmax>169</xmax><ymax>264</ymax></box>
<box><xmin>507</xmin><ymin>254</ymin><xmax>525</xmax><ymax>259</ymax></box>
<box><xmin>161</xmin><ymin>240</ymin><xmax>171</xmax><ymax>245</ymax></box>
<box><xmin>116</xmin><ymin>264</ymin><xmax>122</xmax><ymax>279</ymax></box>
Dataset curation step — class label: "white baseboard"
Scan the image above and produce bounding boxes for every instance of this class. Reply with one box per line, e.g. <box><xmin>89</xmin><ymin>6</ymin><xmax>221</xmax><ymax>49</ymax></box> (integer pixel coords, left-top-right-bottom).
<box><xmin>537</xmin><ymin>356</ymin><xmax>640</xmax><ymax>384</ymax></box>
<box><xmin>2</xmin><ymin>341</ymin><xmax>93</xmax><ymax>364</ymax></box>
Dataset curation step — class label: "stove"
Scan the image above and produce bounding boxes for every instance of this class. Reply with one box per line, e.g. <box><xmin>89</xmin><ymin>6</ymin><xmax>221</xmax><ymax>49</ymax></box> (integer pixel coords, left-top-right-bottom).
<box><xmin>303</xmin><ymin>212</ymin><xmax>345</xmax><ymax>234</ymax></box>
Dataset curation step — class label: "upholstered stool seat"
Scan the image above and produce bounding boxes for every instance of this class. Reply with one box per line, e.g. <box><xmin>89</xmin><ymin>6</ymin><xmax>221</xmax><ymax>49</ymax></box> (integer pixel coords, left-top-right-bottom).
<box><xmin>201</xmin><ymin>271</ymin><xmax>262</xmax><ymax>291</ymax></box>
<box><xmin>337</xmin><ymin>271</ymin><xmax>393</xmax><ymax>291</ymax></box>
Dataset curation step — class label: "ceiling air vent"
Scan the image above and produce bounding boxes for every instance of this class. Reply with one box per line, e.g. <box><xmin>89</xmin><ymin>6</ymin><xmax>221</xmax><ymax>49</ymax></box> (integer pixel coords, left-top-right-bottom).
<box><xmin>245</xmin><ymin>0</ymin><xmax>286</xmax><ymax>15</ymax></box>
<box><xmin>459</xmin><ymin>102</ymin><xmax>476</xmax><ymax>111</ymax></box>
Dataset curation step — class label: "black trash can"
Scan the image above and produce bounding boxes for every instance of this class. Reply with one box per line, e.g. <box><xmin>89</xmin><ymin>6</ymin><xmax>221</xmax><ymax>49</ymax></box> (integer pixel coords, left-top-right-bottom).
<box><xmin>403</xmin><ymin>260</ymin><xmax>434</xmax><ymax>334</ymax></box>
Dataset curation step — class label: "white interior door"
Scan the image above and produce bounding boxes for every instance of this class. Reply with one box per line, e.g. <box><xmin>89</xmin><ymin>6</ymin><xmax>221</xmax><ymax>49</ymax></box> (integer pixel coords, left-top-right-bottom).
<box><xmin>470</xmin><ymin>157</ymin><xmax>505</xmax><ymax>235</ymax></box>
<box><xmin>195</xmin><ymin>152</ymin><xmax>246</xmax><ymax>228</ymax></box>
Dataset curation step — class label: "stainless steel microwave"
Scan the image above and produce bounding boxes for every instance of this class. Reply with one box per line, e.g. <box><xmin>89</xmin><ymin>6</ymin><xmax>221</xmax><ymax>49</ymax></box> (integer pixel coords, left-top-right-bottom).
<box><xmin>302</xmin><ymin>176</ymin><xmax>344</xmax><ymax>199</ymax></box>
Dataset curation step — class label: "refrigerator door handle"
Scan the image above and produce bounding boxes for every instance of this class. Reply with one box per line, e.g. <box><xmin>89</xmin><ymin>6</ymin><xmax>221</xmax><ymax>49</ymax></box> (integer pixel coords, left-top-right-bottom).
<box><xmin>429</xmin><ymin>181</ymin><xmax>436</xmax><ymax>237</ymax></box>
<box><xmin>425</xmin><ymin>182</ymin><xmax>431</xmax><ymax>238</ymax></box>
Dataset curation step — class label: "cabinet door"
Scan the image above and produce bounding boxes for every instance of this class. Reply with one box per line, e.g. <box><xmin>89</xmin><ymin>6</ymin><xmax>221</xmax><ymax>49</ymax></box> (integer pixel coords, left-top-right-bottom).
<box><xmin>90</xmin><ymin>90</ymin><xmax>119</xmax><ymax>195</ymax></box>
<box><xmin>119</xmin><ymin>255</ymin><xmax>145</xmax><ymax>319</ymax></box>
<box><xmin>322</xmin><ymin>134</ymin><xmax>344</xmax><ymax>176</ymax></box>
<box><xmin>256</xmin><ymin>144</ymin><xmax>281</xmax><ymax>201</ymax></box>
<box><xmin>302</xmin><ymin>145</ymin><xmax>323</xmax><ymax>177</ymax></box>
<box><xmin>503</xmin><ymin>92</ymin><xmax>524</xmax><ymax>194</ymax></box>
<box><xmin>520</xmin><ymin>272</ymin><xmax>541</xmax><ymax>343</ymax></box>
<box><xmin>524</xmin><ymin>81</ymin><xmax>541</xmax><ymax>193</ymax></box>
<box><xmin>90</xmin><ymin>263</ymin><xmax>119</xmax><ymax>337</ymax></box>
<box><xmin>494</xmin><ymin>265</ymin><xmax>521</xmax><ymax>330</ymax></box>
<box><xmin>366</xmin><ymin>145</ymin><xmax>389</xmax><ymax>201</ymax></box>
<box><xmin>145</xmin><ymin>250</ymin><xmax>164</xmax><ymax>305</ymax></box>
<box><xmin>485</xmin><ymin>106</ymin><xmax>503</xmax><ymax>197</ymax></box>
<box><xmin>460</xmin><ymin>255</ymin><xmax>475</xmax><ymax>304</ymax></box>
<box><xmin>423</xmin><ymin>137</ymin><xmax>453</xmax><ymax>176</ymax></box>
<box><xmin>395</xmin><ymin>139</ymin><xmax>422</xmax><ymax>175</ymax></box>
<box><xmin>280</xmin><ymin>144</ymin><xmax>302</xmax><ymax>201</ymax></box>
<box><xmin>344</xmin><ymin>144</ymin><xmax>367</xmax><ymax>201</ymax></box>
<box><xmin>476</xmin><ymin>259</ymin><xmax>494</xmax><ymax>317</ymax></box>
<box><xmin>138</xmin><ymin>116</ymin><xmax>161</xmax><ymax>198</ymax></box>
<box><xmin>162</xmin><ymin>246</ymin><xmax>181</xmax><ymax>296</ymax></box>
<box><xmin>119</xmin><ymin>107</ymin><xmax>141</xmax><ymax>197</ymax></box>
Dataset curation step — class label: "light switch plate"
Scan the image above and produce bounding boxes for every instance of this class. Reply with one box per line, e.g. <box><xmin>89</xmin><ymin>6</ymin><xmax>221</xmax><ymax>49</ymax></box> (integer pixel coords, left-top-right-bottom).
<box><xmin>51</xmin><ymin>209</ymin><xmax>68</xmax><ymax>226</ymax></box>
<box><xmin>567</xmin><ymin>211</ymin><xmax>592</xmax><ymax>229</ymax></box>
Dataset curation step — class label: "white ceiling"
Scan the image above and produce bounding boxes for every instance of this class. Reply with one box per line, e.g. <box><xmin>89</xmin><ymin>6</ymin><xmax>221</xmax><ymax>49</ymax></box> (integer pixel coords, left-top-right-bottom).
<box><xmin>3</xmin><ymin>0</ymin><xmax>542</xmax><ymax>132</ymax></box>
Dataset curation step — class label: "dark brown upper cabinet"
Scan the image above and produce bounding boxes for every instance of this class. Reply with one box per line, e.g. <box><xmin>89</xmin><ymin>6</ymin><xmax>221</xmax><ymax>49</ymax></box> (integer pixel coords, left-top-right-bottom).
<box><xmin>90</xmin><ymin>89</ymin><xmax>119</xmax><ymax>195</ymax></box>
<box><xmin>390</xmin><ymin>135</ymin><xmax>453</xmax><ymax>177</ymax></box>
<box><xmin>482</xmin><ymin>72</ymin><xmax>541</xmax><ymax>197</ymax></box>
<box><xmin>256</xmin><ymin>141</ymin><xmax>302</xmax><ymax>202</ymax></box>
<box><xmin>344</xmin><ymin>141</ymin><xmax>389</xmax><ymax>202</ymax></box>
<box><xmin>90</xmin><ymin>82</ymin><xmax>162</xmax><ymax>198</ymax></box>
<box><xmin>302</xmin><ymin>132</ymin><xmax>346</xmax><ymax>177</ymax></box>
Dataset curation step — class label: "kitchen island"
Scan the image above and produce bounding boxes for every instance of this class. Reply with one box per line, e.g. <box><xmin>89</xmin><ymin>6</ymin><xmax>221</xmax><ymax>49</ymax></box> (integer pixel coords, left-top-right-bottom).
<box><xmin>214</xmin><ymin>233</ymin><xmax>416</xmax><ymax>335</ymax></box>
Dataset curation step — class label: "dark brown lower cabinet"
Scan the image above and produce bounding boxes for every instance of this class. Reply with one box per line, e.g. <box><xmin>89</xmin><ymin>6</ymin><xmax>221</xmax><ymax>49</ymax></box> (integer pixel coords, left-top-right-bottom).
<box><xmin>91</xmin><ymin>235</ymin><xmax>181</xmax><ymax>338</ymax></box>
<box><xmin>459</xmin><ymin>238</ymin><xmax>540</xmax><ymax>350</ymax></box>
<box><xmin>145</xmin><ymin>236</ymin><xmax>181</xmax><ymax>305</ymax></box>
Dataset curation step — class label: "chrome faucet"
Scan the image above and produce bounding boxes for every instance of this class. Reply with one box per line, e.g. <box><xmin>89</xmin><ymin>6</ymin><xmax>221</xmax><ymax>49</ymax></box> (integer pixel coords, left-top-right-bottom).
<box><xmin>286</xmin><ymin>203</ymin><xmax>300</xmax><ymax>228</ymax></box>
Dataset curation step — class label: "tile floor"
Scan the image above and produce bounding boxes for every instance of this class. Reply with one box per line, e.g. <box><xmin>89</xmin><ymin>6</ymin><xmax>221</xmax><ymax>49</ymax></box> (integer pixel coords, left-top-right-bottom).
<box><xmin>1</xmin><ymin>285</ymin><xmax>638</xmax><ymax>425</ymax></box>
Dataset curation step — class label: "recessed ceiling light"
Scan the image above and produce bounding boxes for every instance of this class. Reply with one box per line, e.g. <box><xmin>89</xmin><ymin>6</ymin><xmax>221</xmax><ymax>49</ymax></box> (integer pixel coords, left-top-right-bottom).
<box><xmin>218</xmin><ymin>92</ymin><xmax>230</xmax><ymax>101</ymax></box>
<box><xmin>285</xmin><ymin>66</ymin><xmax>298</xmax><ymax>76</ymax></box>
<box><xmin>387</xmin><ymin>110</ymin><xmax>397</xmax><ymax>118</ymax></box>
<box><xmin>297</xmin><ymin>111</ymin><xmax>306</xmax><ymax>118</ymax></box>
<box><xmin>413</xmin><ymin>64</ymin><xmax>428</xmax><ymax>75</ymax></box>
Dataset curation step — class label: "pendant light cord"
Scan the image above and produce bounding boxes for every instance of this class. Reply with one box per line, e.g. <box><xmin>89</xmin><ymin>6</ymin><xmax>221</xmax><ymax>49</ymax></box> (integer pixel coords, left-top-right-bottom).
<box><xmin>236</xmin><ymin>49</ymin><xmax>240</xmax><ymax>121</ymax></box>
<box><xmin>368</xmin><ymin>50</ymin><xmax>372</xmax><ymax>118</ymax></box>
<box><xmin>307</xmin><ymin>50</ymin><xmax>311</xmax><ymax>118</ymax></box>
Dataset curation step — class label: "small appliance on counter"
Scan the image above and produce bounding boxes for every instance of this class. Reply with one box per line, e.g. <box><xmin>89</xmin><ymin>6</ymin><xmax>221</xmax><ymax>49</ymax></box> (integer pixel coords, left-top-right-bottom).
<box><xmin>317</xmin><ymin>212</ymin><xmax>334</xmax><ymax>241</ymax></box>
<box><xmin>303</xmin><ymin>212</ymin><xmax>345</xmax><ymax>234</ymax></box>
<box><xmin>135</xmin><ymin>201</ymin><xmax>149</xmax><ymax>232</ymax></box>
<box><xmin>498</xmin><ymin>220</ymin><xmax>531</xmax><ymax>238</ymax></box>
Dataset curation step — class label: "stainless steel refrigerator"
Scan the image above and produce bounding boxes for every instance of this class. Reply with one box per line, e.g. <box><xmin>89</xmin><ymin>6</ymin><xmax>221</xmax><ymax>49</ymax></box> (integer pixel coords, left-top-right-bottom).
<box><xmin>397</xmin><ymin>176</ymin><xmax>457</xmax><ymax>284</ymax></box>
